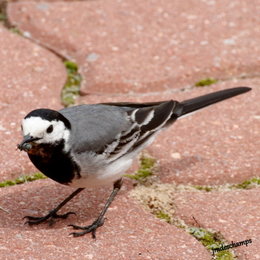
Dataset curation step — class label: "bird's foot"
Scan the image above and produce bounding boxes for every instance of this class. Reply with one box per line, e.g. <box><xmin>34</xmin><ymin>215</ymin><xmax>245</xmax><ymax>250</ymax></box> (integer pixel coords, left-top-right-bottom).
<box><xmin>24</xmin><ymin>210</ymin><xmax>76</xmax><ymax>226</ymax></box>
<box><xmin>68</xmin><ymin>217</ymin><xmax>105</xmax><ymax>238</ymax></box>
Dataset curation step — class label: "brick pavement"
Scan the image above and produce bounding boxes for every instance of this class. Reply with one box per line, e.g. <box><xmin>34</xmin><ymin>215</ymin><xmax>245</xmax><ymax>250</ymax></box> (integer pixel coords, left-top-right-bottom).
<box><xmin>0</xmin><ymin>0</ymin><xmax>259</xmax><ymax>259</ymax></box>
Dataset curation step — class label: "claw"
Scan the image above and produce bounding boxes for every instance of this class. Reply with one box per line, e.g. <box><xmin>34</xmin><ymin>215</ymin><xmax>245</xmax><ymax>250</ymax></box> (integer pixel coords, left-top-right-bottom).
<box><xmin>53</xmin><ymin>211</ymin><xmax>76</xmax><ymax>219</ymax></box>
<box><xmin>24</xmin><ymin>215</ymin><xmax>50</xmax><ymax>225</ymax></box>
<box><xmin>23</xmin><ymin>211</ymin><xmax>76</xmax><ymax>226</ymax></box>
<box><xmin>68</xmin><ymin>217</ymin><xmax>105</xmax><ymax>238</ymax></box>
<box><xmin>68</xmin><ymin>224</ymin><xmax>86</xmax><ymax>230</ymax></box>
<box><xmin>91</xmin><ymin>229</ymin><xmax>96</xmax><ymax>239</ymax></box>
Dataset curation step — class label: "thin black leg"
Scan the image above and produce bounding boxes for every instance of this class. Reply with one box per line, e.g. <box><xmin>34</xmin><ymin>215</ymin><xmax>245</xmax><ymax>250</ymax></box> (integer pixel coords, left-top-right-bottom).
<box><xmin>24</xmin><ymin>188</ymin><xmax>85</xmax><ymax>226</ymax></box>
<box><xmin>69</xmin><ymin>178</ymin><xmax>123</xmax><ymax>238</ymax></box>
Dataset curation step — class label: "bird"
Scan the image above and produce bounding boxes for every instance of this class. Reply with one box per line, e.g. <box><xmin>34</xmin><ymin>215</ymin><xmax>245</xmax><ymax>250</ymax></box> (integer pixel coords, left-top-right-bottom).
<box><xmin>18</xmin><ymin>86</ymin><xmax>251</xmax><ymax>238</ymax></box>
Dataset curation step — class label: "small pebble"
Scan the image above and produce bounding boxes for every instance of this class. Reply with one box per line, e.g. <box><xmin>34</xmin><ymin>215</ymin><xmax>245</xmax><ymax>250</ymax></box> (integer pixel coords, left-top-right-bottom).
<box><xmin>171</xmin><ymin>152</ymin><xmax>181</xmax><ymax>159</ymax></box>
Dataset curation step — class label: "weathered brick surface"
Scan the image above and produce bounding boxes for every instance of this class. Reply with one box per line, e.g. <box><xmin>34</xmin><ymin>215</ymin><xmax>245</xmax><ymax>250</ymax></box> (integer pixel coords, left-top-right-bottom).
<box><xmin>174</xmin><ymin>188</ymin><xmax>260</xmax><ymax>259</ymax></box>
<box><xmin>0</xmin><ymin>0</ymin><xmax>258</xmax><ymax>259</ymax></box>
<box><xmin>0</xmin><ymin>180</ymin><xmax>210</xmax><ymax>259</ymax></box>
<box><xmin>8</xmin><ymin>0</ymin><xmax>260</xmax><ymax>94</ymax></box>
<box><xmin>0</xmin><ymin>26</ymin><xmax>66</xmax><ymax>181</ymax></box>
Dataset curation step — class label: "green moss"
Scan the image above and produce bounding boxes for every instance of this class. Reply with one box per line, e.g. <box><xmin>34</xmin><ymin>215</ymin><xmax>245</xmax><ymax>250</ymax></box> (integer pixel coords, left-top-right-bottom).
<box><xmin>156</xmin><ymin>211</ymin><xmax>171</xmax><ymax>223</ymax></box>
<box><xmin>125</xmin><ymin>155</ymin><xmax>156</xmax><ymax>181</ymax></box>
<box><xmin>193</xmin><ymin>185</ymin><xmax>213</xmax><ymax>192</ymax></box>
<box><xmin>195</xmin><ymin>78</ymin><xmax>218</xmax><ymax>87</ymax></box>
<box><xmin>231</xmin><ymin>177</ymin><xmax>260</xmax><ymax>189</ymax></box>
<box><xmin>187</xmin><ymin>227</ymin><xmax>234</xmax><ymax>259</ymax></box>
<box><xmin>64</xmin><ymin>61</ymin><xmax>77</xmax><ymax>71</ymax></box>
<box><xmin>0</xmin><ymin>13</ymin><xmax>6</xmax><ymax>22</ymax></box>
<box><xmin>9</xmin><ymin>27</ymin><xmax>22</xmax><ymax>35</ymax></box>
<box><xmin>191</xmin><ymin>177</ymin><xmax>260</xmax><ymax>192</ymax></box>
<box><xmin>0</xmin><ymin>172</ymin><xmax>47</xmax><ymax>188</ymax></box>
<box><xmin>188</xmin><ymin>227</ymin><xmax>218</xmax><ymax>248</ymax></box>
<box><xmin>0</xmin><ymin>2</ymin><xmax>21</xmax><ymax>34</ymax></box>
<box><xmin>61</xmin><ymin>60</ymin><xmax>82</xmax><ymax>107</ymax></box>
<box><xmin>0</xmin><ymin>180</ymin><xmax>16</xmax><ymax>187</ymax></box>
<box><xmin>215</xmin><ymin>250</ymin><xmax>234</xmax><ymax>260</ymax></box>
<box><xmin>0</xmin><ymin>1</ymin><xmax>7</xmax><ymax>23</ymax></box>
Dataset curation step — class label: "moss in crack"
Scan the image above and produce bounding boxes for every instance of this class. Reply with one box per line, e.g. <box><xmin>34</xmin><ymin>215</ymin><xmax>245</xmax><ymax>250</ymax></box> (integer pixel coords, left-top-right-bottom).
<box><xmin>0</xmin><ymin>1</ymin><xmax>22</xmax><ymax>34</ymax></box>
<box><xmin>0</xmin><ymin>172</ymin><xmax>46</xmax><ymax>188</ymax></box>
<box><xmin>61</xmin><ymin>61</ymin><xmax>82</xmax><ymax>107</ymax></box>
<box><xmin>130</xmin><ymin>182</ymin><xmax>236</xmax><ymax>259</ymax></box>
<box><xmin>193</xmin><ymin>185</ymin><xmax>213</xmax><ymax>192</ymax></box>
<box><xmin>150</xmin><ymin>204</ymin><xmax>235</xmax><ymax>259</ymax></box>
<box><xmin>9</xmin><ymin>27</ymin><xmax>22</xmax><ymax>35</ymax></box>
<box><xmin>130</xmin><ymin>183</ymin><xmax>176</xmax><ymax>224</ymax></box>
<box><xmin>230</xmin><ymin>177</ymin><xmax>260</xmax><ymax>189</ymax></box>
<box><xmin>124</xmin><ymin>155</ymin><xmax>156</xmax><ymax>182</ymax></box>
<box><xmin>191</xmin><ymin>177</ymin><xmax>260</xmax><ymax>192</ymax></box>
<box><xmin>0</xmin><ymin>0</ymin><xmax>7</xmax><ymax>23</ymax></box>
<box><xmin>195</xmin><ymin>77</ymin><xmax>218</xmax><ymax>87</ymax></box>
<box><xmin>156</xmin><ymin>210</ymin><xmax>171</xmax><ymax>223</ymax></box>
<box><xmin>187</xmin><ymin>226</ymin><xmax>235</xmax><ymax>259</ymax></box>
<box><xmin>0</xmin><ymin>12</ymin><xmax>6</xmax><ymax>22</ymax></box>
<box><xmin>168</xmin><ymin>216</ymin><xmax>235</xmax><ymax>259</ymax></box>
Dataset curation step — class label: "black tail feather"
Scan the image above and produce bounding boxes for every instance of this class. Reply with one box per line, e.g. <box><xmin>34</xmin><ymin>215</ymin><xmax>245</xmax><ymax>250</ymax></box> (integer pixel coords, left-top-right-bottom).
<box><xmin>179</xmin><ymin>87</ymin><xmax>251</xmax><ymax>117</ymax></box>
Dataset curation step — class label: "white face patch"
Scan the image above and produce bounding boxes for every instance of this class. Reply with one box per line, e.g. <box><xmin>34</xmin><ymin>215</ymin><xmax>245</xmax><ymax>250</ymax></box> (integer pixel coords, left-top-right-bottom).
<box><xmin>22</xmin><ymin>117</ymin><xmax>70</xmax><ymax>147</ymax></box>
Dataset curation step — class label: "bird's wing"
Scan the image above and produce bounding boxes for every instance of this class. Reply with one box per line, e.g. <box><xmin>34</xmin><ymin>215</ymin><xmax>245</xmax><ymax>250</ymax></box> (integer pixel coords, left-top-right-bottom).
<box><xmin>60</xmin><ymin>101</ymin><xmax>180</xmax><ymax>161</ymax></box>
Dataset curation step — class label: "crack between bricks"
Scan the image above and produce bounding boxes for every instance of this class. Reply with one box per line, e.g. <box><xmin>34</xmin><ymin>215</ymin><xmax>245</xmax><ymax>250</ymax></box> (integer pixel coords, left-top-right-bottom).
<box><xmin>0</xmin><ymin>172</ymin><xmax>47</xmax><ymax>189</ymax></box>
<box><xmin>3</xmin><ymin>0</ymin><xmax>260</xmax><ymax>104</ymax></box>
<box><xmin>2</xmin><ymin>1</ymin><xmax>259</xmax><ymax>102</ymax></box>
<box><xmin>85</xmin><ymin>72</ymin><xmax>260</xmax><ymax>98</ymax></box>
<box><xmin>0</xmin><ymin>5</ymin><xmax>257</xmax><ymax>257</ymax></box>
<box><xmin>129</xmin><ymin>160</ymin><xmax>259</xmax><ymax>259</ymax></box>
<box><xmin>172</xmin><ymin>216</ymin><xmax>237</xmax><ymax>260</ymax></box>
<box><xmin>130</xmin><ymin>181</ymin><xmax>240</xmax><ymax>260</ymax></box>
<box><xmin>0</xmin><ymin>1</ymin><xmax>82</xmax><ymax>107</ymax></box>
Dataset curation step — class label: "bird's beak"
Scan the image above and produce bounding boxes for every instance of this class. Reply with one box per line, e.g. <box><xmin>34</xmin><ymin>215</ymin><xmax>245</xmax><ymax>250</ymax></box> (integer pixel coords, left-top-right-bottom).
<box><xmin>17</xmin><ymin>135</ymin><xmax>40</xmax><ymax>151</ymax></box>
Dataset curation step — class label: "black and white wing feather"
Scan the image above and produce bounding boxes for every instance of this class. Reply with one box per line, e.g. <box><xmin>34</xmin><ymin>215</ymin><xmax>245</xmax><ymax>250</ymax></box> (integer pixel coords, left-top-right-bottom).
<box><xmin>102</xmin><ymin>100</ymin><xmax>180</xmax><ymax>161</ymax></box>
<box><xmin>60</xmin><ymin>101</ymin><xmax>180</xmax><ymax>162</ymax></box>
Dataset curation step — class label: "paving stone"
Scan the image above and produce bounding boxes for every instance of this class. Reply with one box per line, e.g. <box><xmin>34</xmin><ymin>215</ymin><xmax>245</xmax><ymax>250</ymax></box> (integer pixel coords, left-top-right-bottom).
<box><xmin>0</xmin><ymin>179</ymin><xmax>211</xmax><ymax>259</ymax></box>
<box><xmin>148</xmin><ymin>81</ymin><xmax>259</xmax><ymax>185</ymax></box>
<box><xmin>0</xmin><ymin>26</ymin><xmax>66</xmax><ymax>181</ymax></box>
<box><xmin>79</xmin><ymin>79</ymin><xmax>259</xmax><ymax>186</ymax></box>
<box><xmin>8</xmin><ymin>0</ymin><xmax>260</xmax><ymax>94</ymax></box>
<box><xmin>173</xmin><ymin>188</ymin><xmax>260</xmax><ymax>259</ymax></box>
<box><xmin>2</xmin><ymin>1</ymin><xmax>259</xmax><ymax>259</ymax></box>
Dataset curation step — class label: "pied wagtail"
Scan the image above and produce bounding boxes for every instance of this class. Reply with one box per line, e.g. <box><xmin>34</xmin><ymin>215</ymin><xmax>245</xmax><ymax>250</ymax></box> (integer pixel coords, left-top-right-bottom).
<box><xmin>18</xmin><ymin>87</ymin><xmax>251</xmax><ymax>238</ymax></box>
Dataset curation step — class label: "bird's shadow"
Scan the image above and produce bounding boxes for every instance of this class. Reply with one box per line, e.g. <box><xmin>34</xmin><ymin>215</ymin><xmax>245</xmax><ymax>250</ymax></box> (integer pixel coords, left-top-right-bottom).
<box><xmin>169</xmin><ymin>155</ymin><xmax>202</xmax><ymax>172</ymax></box>
<box><xmin>0</xmin><ymin>180</ymin><xmax>122</xmax><ymax>231</ymax></box>
<box><xmin>158</xmin><ymin>155</ymin><xmax>203</xmax><ymax>181</ymax></box>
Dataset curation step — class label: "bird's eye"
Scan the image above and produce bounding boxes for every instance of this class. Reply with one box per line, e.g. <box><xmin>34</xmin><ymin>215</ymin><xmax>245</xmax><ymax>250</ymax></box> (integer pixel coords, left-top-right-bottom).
<box><xmin>46</xmin><ymin>125</ymin><xmax>53</xmax><ymax>134</ymax></box>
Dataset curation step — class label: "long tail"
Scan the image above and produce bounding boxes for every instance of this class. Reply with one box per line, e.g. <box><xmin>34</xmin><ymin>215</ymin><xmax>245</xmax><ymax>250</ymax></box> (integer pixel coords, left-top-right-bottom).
<box><xmin>178</xmin><ymin>86</ymin><xmax>251</xmax><ymax>117</ymax></box>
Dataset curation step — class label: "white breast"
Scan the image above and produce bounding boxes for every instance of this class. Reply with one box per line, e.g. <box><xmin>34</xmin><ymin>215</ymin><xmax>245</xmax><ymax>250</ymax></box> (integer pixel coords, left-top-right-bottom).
<box><xmin>69</xmin><ymin>152</ymin><xmax>133</xmax><ymax>188</ymax></box>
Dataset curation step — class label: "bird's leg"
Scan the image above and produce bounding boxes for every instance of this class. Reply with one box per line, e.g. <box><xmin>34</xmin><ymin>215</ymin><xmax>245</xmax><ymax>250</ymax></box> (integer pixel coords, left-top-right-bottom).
<box><xmin>69</xmin><ymin>178</ymin><xmax>123</xmax><ymax>238</ymax></box>
<box><xmin>24</xmin><ymin>188</ymin><xmax>84</xmax><ymax>226</ymax></box>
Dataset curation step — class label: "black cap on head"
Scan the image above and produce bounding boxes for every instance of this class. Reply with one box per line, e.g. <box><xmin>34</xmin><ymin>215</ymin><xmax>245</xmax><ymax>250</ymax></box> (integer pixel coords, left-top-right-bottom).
<box><xmin>25</xmin><ymin>109</ymin><xmax>71</xmax><ymax>129</ymax></box>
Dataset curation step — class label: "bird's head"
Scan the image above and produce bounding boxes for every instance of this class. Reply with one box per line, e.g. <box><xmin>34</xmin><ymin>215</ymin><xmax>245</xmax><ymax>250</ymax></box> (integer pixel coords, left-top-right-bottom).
<box><xmin>18</xmin><ymin>109</ymin><xmax>71</xmax><ymax>153</ymax></box>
